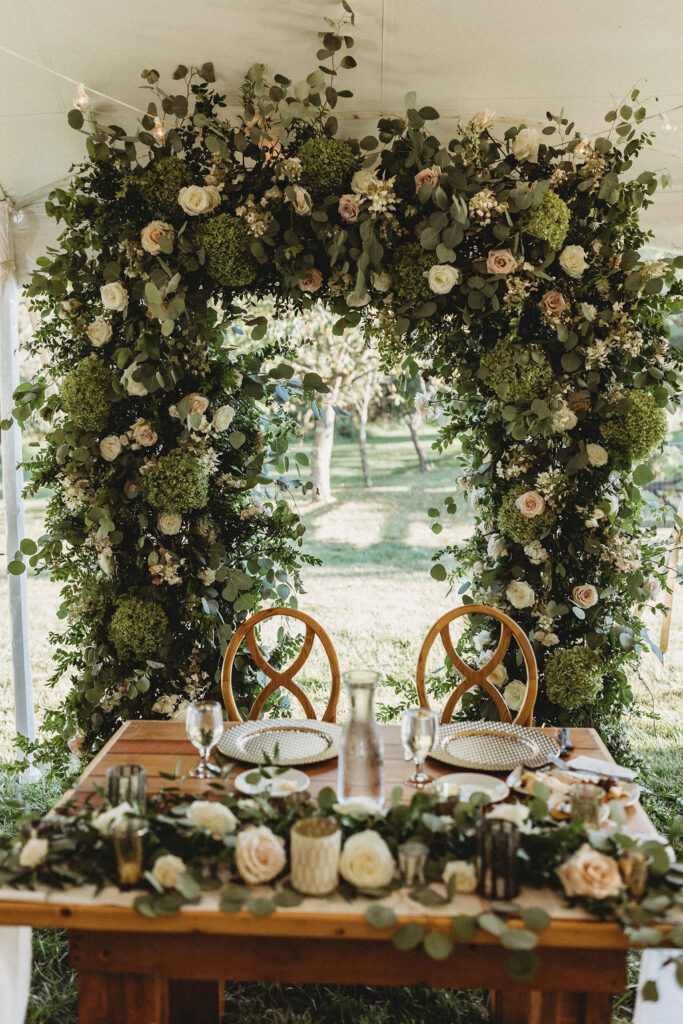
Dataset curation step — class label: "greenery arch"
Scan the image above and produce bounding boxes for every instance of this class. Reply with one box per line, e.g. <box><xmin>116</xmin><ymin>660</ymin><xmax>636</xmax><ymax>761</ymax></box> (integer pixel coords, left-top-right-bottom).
<box><xmin>10</xmin><ymin>3</ymin><xmax>682</xmax><ymax>755</ymax></box>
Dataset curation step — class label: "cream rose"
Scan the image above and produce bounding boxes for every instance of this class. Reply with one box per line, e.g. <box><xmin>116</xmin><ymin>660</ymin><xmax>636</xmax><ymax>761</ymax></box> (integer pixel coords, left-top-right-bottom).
<box><xmin>487</xmin><ymin>663</ymin><xmax>508</xmax><ymax>688</ymax></box>
<box><xmin>539</xmin><ymin>290</ymin><xmax>566</xmax><ymax>317</ymax></box>
<box><xmin>187</xmin><ymin>801</ymin><xmax>237</xmax><ymax>838</ymax></box>
<box><xmin>204</xmin><ymin>185</ymin><xmax>222</xmax><ymax>211</ymax></box>
<box><xmin>100</xmin><ymin>282</ymin><xmax>128</xmax><ymax>311</ymax></box>
<box><xmin>506</xmin><ymin>580</ymin><xmax>535</xmax><ymax>609</ymax></box>
<box><xmin>427</xmin><ymin>264</ymin><xmax>461</xmax><ymax>294</ymax></box>
<box><xmin>333</xmin><ymin>797</ymin><xmax>386</xmax><ymax>817</ymax></box>
<box><xmin>213</xmin><ymin>405</ymin><xmax>235</xmax><ymax>431</ymax></box>
<box><xmin>140</xmin><ymin>220</ymin><xmax>175</xmax><ymax>255</ymax></box>
<box><xmin>152</xmin><ymin>853</ymin><xmax>187</xmax><ymax>889</ymax></box>
<box><xmin>414</xmin><ymin>166</ymin><xmax>441</xmax><ymax>191</ymax></box>
<box><xmin>512</xmin><ymin>126</ymin><xmax>541</xmax><ymax>163</ymax></box>
<box><xmin>470</xmin><ymin>109</ymin><xmax>495</xmax><ymax>131</ymax></box>
<box><xmin>486</xmin><ymin>249</ymin><xmax>518</xmax><ymax>275</ymax></box>
<box><xmin>559</xmin><ymin>245</ymin><xmax>589</xmax><ymax>279</ymax></box>
<box><xmin>152</xmin><ymin>694</ymin><xmax>177</xmax><ymax>716</ymax></box>
<box><xmin>551</xmin><ymin>404</ymin><xmax>578</xmax><ymax>432</ymax></box>
<box><xmin>86</xmin><ymin>318</ymin><xmax>113</xmax><ymax>347</ymax></box>
<box><xmin>235</xmin><ymin>825</ymin><xmax>287</xmax><ymax>885</ymax></box>
<box><xmin>121</xmin><ymin>361</ymin><xmax>148</xmax><ymax>397</ymax></box>
<box><xmin>557</xmin><ymin>843</ymin><xmax>623</xmax><ymax>900</ymax></box>
<box><xmin>178</xmin><ymin>185</ymin><xmax>213</xmax><ymax>216</ymax></box>
<box><xmin>339</xmin><ymin>830</ymin><xmax>395</xmax><ymax>889</ymax></box>
<box><xmin>504</xmin><ymin>679</ymin><xmax>527</xmax><ymax>711</ymax></box>
<box><xmin>157</xmin><ymin>512</ymin><xmax>182</xmax><ymax>536</ymax></box>
<box><xmin>515</xmin><ymin>491</ymin><xmax>546</xmax><ymax>517</ymax></box>
<box><xmin>98</xmin><ymin>547</ymin><xmax>115</xmax><ymax>575</ymax></box>
<box><xmin>91</xmin><ymin>802</ymin><xmax>134</xmax><ymax>836</ymax></box>
<box><xmin>487</xmin><ymin>803</ymin><xmax>530</xmax><ymax>827</ymax></box>
<box><xmin>298</xmin><ymin>268</ymin><xmax>323</xmax><ymax>292</ymax></box>
<box><xmin>338</xmin><ymin>194</ymin><xmax>361</xmax><ymax>222</ymax></box>
<box><xmin>487</xmin><ymin>534</ymin><xmax>508</xmax><ymax>559</ymax></box>
<box><xmin>586</xmin><ymin>443</ymin><xmax>608</xmax><ymax>467</ymax></box>
<box><xmin>99</xmin><ymin>435</ymin><xmax>122</xmax><ymax>462</ymax></box>
<box><xmin>351</xmin><ymin>168</ymin><xmax>376</xmax><ymax>195</ymax></box>
<box><xmin>371</xmin><ymin>270</ymin><xmax>391</xmax><ymax>292</ymax></box>
<box><xmin>289</xmin><ymin>185</ymin><xmax>312</xmax><ymax>215</ymax></box>
<box><xmin>442</xmin><ymin>859</ymin><xmax>477</xmax><ymax>893</ymax></box>
<box><xmin>18</xmin><ymin>836</ymin><xmax>49</xmax><ymax>869</ymax></box>
<box><xmin>572</xmin><ymin>584</ymin><xmax>599</xmax><ymax>609</ymax></box>
<box><xmin>187</xmin><ymin>393</ymin><xmax>210</xmax><ymax>416</ymax></box>
<box><xmin>130</xmin><ymin>419</ymin><xmax>157</xmax><ymax>447</ymax></box>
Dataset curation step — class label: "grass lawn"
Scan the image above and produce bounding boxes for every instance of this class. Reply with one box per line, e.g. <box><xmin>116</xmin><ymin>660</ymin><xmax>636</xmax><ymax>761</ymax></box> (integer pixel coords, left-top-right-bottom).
<box><xmin>1</xmin><ymin>421</ymin><xmax>682</xmax><ymax>1022</ymax></box>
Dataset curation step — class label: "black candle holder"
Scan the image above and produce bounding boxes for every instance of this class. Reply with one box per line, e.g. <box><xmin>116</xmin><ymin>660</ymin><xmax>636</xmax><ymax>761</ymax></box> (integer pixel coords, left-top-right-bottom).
<box><xmin>106</xmin><ymin>764</ymin><xmax>147</xmax><ymax>809</ymax></box>
<box><xmin>475</xmin><ymin>818</ymin><xmax>520</xmax><ymax>900</ymax></box>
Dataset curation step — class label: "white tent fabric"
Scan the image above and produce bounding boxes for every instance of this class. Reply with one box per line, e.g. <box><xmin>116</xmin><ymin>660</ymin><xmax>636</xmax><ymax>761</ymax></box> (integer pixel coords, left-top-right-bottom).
<box><xmin>0</xmin><ymin>926</ymin><xmax>31</xmax><ymax>1024</ymax></box>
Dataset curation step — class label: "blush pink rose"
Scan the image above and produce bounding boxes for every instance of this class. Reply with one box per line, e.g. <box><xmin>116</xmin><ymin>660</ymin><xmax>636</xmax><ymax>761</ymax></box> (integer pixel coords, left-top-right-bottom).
<box><xmin>515</xmin><ymin>491</ymin><xmax>546</xmax><ymax>517</ymax></box>
<box><xmin>140</xmin><ymin>220</ymin><xmax>175</xmax><ymax>255</ymax></box>
<box><xmin>298</xmin><ymin>268</ymin><xmax>323</xmax><ymax>293</ymax></box>
<box><xmin>572</xmin><ymin>584</ymin><xmax>599</xmax><ymax>609</ymax></box>
<box><xmin>539</xmin><ymin>290</ymin><xmax>567</xmax><ymax>317</ymax></box>
<box><xmin>487</xmin><ymin>249</ymin><xmax>518</xmax><ymax>275</ymax></box>
<box><xmin>557</xmin><ymin>844</ymin><xmax>623</xmax><ymax>900</ymax></box>
<box><xmin>338</xmin><ymin>194</ymin><xmax>361</xmax><ymax>223</ymax></box>
<box><xmin>187</xmin><ymin>393</ymin><xmax>210</xmax><ymax>415</ymax></box>
<box><xmin>414</xmin><ymin>166</ymin><xmax>440</xmax><ymax>191</ymax></box>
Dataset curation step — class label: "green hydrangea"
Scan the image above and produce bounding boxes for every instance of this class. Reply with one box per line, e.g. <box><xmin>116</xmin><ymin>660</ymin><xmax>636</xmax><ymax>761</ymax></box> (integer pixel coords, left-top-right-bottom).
<box><xmin>109</xmin><ymin>595</ymin><xmax>169</xmax><ymax>661</ymax></box>
<box><xmin>522</xmin><ymin>190</ymin><xmax>571</xmax><ymax>250</ymax></box>
<box><xmin>141</xmin><ymin>449</ymin><xmax>209</xmax><ymax>513</ymax></box>
<box><xmin>600</xmin><ymin>389</ymin><xmax>668</xmax><ymax>460</ymax></box>
<box><xmin>389</xmin><ymin>243</ymin><xmax>433</xmax><ymax>307</ymax></box>
<box><xmin>195</xmin><ymin>214</ymin><xmax>256</xmax><ymax>288</ymax></box>
<box><xmin>138</xmin><ymin>156</ymin><xmax>192</xmax><ymax>217</ymax></box>
<box><xmin>298</xmin><ymin>137</ymin><xmax>356</xmax><ymax>198</ymax></box>
<box><xmin>482</xmin><ymin>339</ymin><xmax>552</xmax><ymax>404</ymax></box>
<box><xmin>498</xmin><ymin>485</ymin><xmax>557</xmax><ymax>545</ymax></box>
<box><xmin>61</xmin><ymin>354</ymin><xmax>112</xmax><ymax>432</ymax></box>
<box><xmin>544</xmin><ymin>646</ymin><xmax>604</xmax><ymax>710</ymax></box>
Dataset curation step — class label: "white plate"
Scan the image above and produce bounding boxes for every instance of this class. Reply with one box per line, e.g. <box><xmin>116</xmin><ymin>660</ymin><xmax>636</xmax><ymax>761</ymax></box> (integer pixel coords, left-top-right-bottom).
<box><xmin>218</xmin><ymin>719</ymin><xmax>342</xmax><ymax>766</ymax></box>
<box><xmin>433</xmin><ymin>772</ymin><xmax>509</xmax><ymax>804</ymax></box>
<box><xmin>234</xmin><ymin>767</ymin><xmax>310</xmax><ymax>796</ymax></box>
<box><xmin>433</xmin><ymin>722</ymin><xmax>559</xmax><ymax>771</ymax></box>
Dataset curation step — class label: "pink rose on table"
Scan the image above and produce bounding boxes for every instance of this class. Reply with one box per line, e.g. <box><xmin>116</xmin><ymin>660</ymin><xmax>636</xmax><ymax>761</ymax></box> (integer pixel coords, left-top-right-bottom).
<box><xmin>515</xmin><ymin>491</ymin><xmax>546</xmax><ymax>517</ymax></box>
<box><xmin>140</xmin><ymin>220</ymin><xmax>175</xmax><ymax>255</ymax></box>
<box><xmin>298</xmin><ymin>268</ymin><xmax>323</xmax><ymax>293</ymax></box>
<box><xmin>414</xmin><ymin>166</ymin><xmax>440</xmax><ymax>191</ymax></box>
<box><xmin>557</xmin><ymin>844</ymin><xmax>623</xmax><ymax>900</ymax></box>
<box><xmin>338</xmin><ymin>194</ymin><xmax>361</xmax><ymax>223</ymax></box>
<box><xmin>486</xmin><ymin>249</ymin><xmax>517</xmax><ymax>275</ymax></box>
<box><xmin>235</xmin><ymin>825</ymin><xmax>286</xmax><ymax>884</ymax></box>
<box><xmin>572</xmin><ymin>584</ymin><xmax>599</xmax><ymax>609</ymax></box>
<box><xmin>539</xmin><ymin>290</ymin><xmax>566</xmax><ymax>317</ymax></box>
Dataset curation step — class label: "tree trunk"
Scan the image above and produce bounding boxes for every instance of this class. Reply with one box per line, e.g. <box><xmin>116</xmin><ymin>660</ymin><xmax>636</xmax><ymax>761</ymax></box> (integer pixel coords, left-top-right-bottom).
<box><xmin>406</xmin><ymin>412</ymin><xmax>433</xmax><ymax>473</ymax></box>
<box><xmin>357</xmin><ymin>375</ymin><xmax>375</xmax><ymax>488</ymax></box>
<box><xmin>310</xmin><ymin>404</ymin><xmax>337</xmax><ymax>503</ymax></box>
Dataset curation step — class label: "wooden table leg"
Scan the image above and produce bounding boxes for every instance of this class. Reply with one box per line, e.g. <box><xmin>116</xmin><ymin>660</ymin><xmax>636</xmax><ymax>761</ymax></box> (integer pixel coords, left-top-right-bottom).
<box><xmin>169</xmin><ymin>979</ymin><xmax>224</xmax><ymax>1024</ymax></box>
<box><xmin>490</xmin><ymin>989</ymin><xmax>612</xmax><ymax>1024</ymax></box>
<box><xmin>78</xmin><ymin>969</ymin><xmax>169</xmax><ymax>1024</ymax></box>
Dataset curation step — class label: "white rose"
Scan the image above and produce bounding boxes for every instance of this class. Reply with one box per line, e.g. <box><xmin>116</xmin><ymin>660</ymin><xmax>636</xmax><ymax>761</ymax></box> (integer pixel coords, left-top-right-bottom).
<box><xmin>506</xmin><ymin>580</ymin><xmax>535</xmax><ymax>609</ymax></box>
<box><xmin>130</xmin><ymin>419</ymin><xmax>157</xmax><ymax>447</ymax></box>
<box><xmin>289</xmin><ymin>185</ymin><xmax>312</xmax><ymax>215</ymax></box>
<box><xmin>152</xmin><ymin>853</ymin><xmax>187</xmax><ymax>889</ymax></box>
<box><xmin>18</xmin><ymin>836</ymin><xmax>49</xmax><ymax>869</ymax></box>
<box><xmin>442</xmin><ymin>859</ymin><xmax>477</xmax><ymax>894</ymax></box>
<box><xmin>351</xmin><ymin>168</ymin><xmax>377</xmax><ymax>195</ymax></box>
<box><xmin>185</xmin><ymin>393</ymin><xmax>209</xmax><ymax>416</ymax></box>
<box><xmin>586</xmin><ymin>443</ymin><xmax>608</xmax><ymax>467</ymax></box>
<box><xmin>213</xmin><ymin>405</ymin><xmax>235</xmax><ymax>431</ymax></box>
<box><xmin>486</xmin><ymin>803</ymin><xmax>530</xmax><ymax>827</ymax></box>
<box><xmin>98</xmin><ymin>547</ymin><xmax>115</xmax><ymax>575</ymax></box>
<box><xmin>427</xmin><ymin>264</ymin><xmax>461</xmax><ymax>295</ymax></box>
<box><xmin>140</xmin><ymin>220</ymin><xmax>175</xmax><ymax>254</ymax></box>
<box><xmin>173</xmin><ymin>700</ymin><xmax>190</xmax><ymax>721</ymax></box>
<box><xmin>86</xmin><ymin>318</ymin><xmax>112</xmax><ymax>347</ymax></box>
<box><xmin>572</xmin><ymin>584</ymin><xmax>599</xmax><ymax>609</ymax></box>
<box><xmin>504</xmin><ymin>679</ymin><xmax>527</xmax><ymax>711</ymax></box>
<box><xmin>157</xmin><ymin>512</ymin><xmax>182</xmax><ymax>535</ymax></box>
<box><xmin>91</xmin><ymin>802</ymin><xmax>134</xmax><ymax>836</ymax></box>
<box><xmin>100</xmin><ymin>282</ymin><xmax>128</xmax><ymax>311</ymax></box>
<box><xmin>333</xmin><ymin>797</ymin><xmax>386</xmax><ymax>818</ymax></box>
<box><xmin>515</xmin><ymin>491</ymin><xmax>546</xmax><ymax>518</ymax></box>
<box><xmin>99</xmin><ymin>435</ymin><xmax>122</xmax><ymax>462</ymax></box>
<box><xmin>487</xmin><ymin>534</ymin><xmax>508</xmax><ymax>559</ymax></box>
<box><xmin>121</xmin><ymin>361</ymin><xmax>149</xmax><ymax>397</ymax></box>
<box><xmin>187</xmin><ymin>801</ymin><xmax>237</xmax><ymax>838</ymax></box>
<box><xmin>556</xmin><ymin>843</ymin><xmax>623</xmax><ymax>900</ymax></box>
<box><xmin>235</xmin><ymin>825</ymin><xmax>287</xmax><ymax>885</ymax></box>
<box><xmin>551</xmin><ymin>405</ymin><xmax>578</xmax><ymax>432</ymax></box>
<box><xmin>178</xmin><ymin>185</ymin><xmax>213</xmax><ymax>216</ymax></box>
<box><xmin>512</xmin><ymin>127</ymin><xmax>541</xmax><ymax>163</ymax></box>
<box><xmin>338</xmin><ymin>830</ymin><xmax>395</xmax><ymax>889</ymax></box>
<box><xmin>559</xmin><ymin>245</ymin><xmax>589</xmax><ymax>279</ymax></box>
<box><xmin>152</xmin><ymin>694</ymin><xmax>177</xmax><ymax>716</ymax></box>
<box><xmin>487</xmin><ymin>663</ymin><xmax>508</xmax><ymax>688</ymax></box>
<box><xmin>371</xmin><ymin>271</ymin><xmax>391</xmax><ymax>292</ymax></box>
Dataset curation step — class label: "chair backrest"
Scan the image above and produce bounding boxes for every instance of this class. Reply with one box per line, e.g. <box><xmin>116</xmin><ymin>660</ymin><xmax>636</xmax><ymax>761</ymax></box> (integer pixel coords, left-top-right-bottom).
<box><xmin>221</xmin><ymin>607</ymin><xmax>341</xmax><ymax>723</ymax></box>
<box><xmin>416</xmin><ymin>604</ymin><xmax>538</xmax><ymax>725</ymax></box>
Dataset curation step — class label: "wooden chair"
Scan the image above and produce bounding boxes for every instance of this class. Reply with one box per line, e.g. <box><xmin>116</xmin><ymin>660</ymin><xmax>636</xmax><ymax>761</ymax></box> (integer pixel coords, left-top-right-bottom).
<box><xmin>221</xmin><ymin>608</ymin><xmax>341</xmax><ymax>723</ymax></box>
<box><xmin>416</xmin><ymin>605</ymin><xmax>538</xmax><ymax>726</ymax></box>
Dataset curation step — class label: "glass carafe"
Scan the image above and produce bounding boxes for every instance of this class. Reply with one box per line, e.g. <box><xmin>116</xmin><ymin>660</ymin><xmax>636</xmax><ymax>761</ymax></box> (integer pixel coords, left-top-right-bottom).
<box><xmin>337</xmin><ymin>670</ymin><xmax>385</xmax><ymax>807</ymax></box>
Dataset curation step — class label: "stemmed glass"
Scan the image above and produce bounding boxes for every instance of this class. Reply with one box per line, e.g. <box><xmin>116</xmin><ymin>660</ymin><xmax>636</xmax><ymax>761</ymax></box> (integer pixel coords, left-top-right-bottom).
<box><xmin>401</xmin><ymin>708</ymin><xmax>438</xmax><ymax>787</ymax></box>
<box><xmin>185</xmin><ymin>700</ymin><xmax>224</xmax><ymax>778</ymax></box>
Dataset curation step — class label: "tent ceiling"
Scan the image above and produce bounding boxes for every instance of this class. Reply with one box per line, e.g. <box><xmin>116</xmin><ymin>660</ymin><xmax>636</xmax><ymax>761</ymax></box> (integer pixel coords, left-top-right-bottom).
<box><xmin>1</xmin><ymin>0</ymin><xmax>682</xmax><ymax>251</ymax></box>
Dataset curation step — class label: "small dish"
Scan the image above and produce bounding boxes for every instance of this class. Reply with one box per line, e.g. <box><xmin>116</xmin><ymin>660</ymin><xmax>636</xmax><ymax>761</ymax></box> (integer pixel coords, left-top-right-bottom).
<box><xmin>234</xmin><ymin>767</ymin><xmax>310</xmax><ymax>797</ymax></box>
<box><xmin>432</xmin><ymin>772</ymin><xmax>510</xmax><ymax>804</ymax></box>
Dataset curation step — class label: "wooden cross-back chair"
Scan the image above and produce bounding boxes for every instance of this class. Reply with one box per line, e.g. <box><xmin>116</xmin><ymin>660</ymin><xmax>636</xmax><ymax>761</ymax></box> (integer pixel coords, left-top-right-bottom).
<box><xmin>221</xmin><ymin>608</ymin><xmax>341</xmax><ymax>723</ymax></box>
<box><xmin>416</xmin><ymin>604</ymin><xmax>538</xmax><ymax>726</ymax></box>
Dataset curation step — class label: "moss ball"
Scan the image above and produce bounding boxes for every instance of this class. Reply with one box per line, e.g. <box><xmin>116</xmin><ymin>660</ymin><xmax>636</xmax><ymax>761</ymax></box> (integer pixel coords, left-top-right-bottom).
<box><xmin>389</xmin><ymin>242</ymin><xmax>433</xmax><ymax>307</ymax></box>
<box><xmin>195</xmin><ymin>214</ymin><xmax>257</xmax><ymax>288</ymax></box>
<box><xmin>138</xmin><ymin>156</ymin><xmax>192</xmax><ymax>218</ymax></box>
<box><xmin>109</xmin><ymin>595</ymin><xmax>169</xmax><ymax>661</ymax></box>
<box><xmin>600</xmin><ymin>390</ymin><xmax>668</xmax><ymax>461</ymax></box>
<box><xmin>522</xmin><ymin>191</ymin><xmax>571</xmax><ymax>250</ymax></box>
<box><xmin>297</xmin><ymin>137</ymin><xmax>356</xmax><ymax>198</ymax></box>
<box><xmin>544</xmin><ymin>646</ymin><xmax>604</xmax><ymax>710</ymax></box>
<box><xmin>482</xmin><ymin>339</ymin><xmax>552</xmax><ymax>404</ymax></box>
<box><xmin>61</xmin><ymin>354</ymin><xmax>112</xmax><ymax>432</ymax></box>
<box><xmin>141</xmin><ymin>449</ymin><xmax>209</xmax><ymax>513</ymax></box>
<box><xmin>498</xmin><ymin>485</ymin><xmax>557</xmax><ymax>545</ymax></box>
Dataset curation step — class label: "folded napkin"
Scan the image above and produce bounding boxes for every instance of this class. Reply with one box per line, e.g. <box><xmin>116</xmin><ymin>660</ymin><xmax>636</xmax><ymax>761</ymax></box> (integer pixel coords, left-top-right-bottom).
<box><xmin>568</xmin><ymin>755</ymin><xmax>637</xmax><ymax>781</ymax></box>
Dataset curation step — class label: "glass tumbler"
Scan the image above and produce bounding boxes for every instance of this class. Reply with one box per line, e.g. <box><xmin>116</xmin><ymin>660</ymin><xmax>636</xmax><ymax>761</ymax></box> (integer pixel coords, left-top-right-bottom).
<box><xmin>336</xmin><ymin>670</ymin><xmax>385</xmax><ymax>808</ymax></box>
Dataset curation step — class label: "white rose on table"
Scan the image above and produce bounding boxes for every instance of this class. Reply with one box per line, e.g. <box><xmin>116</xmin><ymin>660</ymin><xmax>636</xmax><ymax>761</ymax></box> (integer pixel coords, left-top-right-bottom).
<box><xmin>487</xmin><ymin>663</ymin><xmax>508</xmax><ymax>688</ymax></box>
<box><xmin>442</xmin><ymin>859</ymin><xmax>477</xmax><ymax>893</ymax></box>
<box><xmin>338</xmin><ymin>194</ymin><xmax>361</xmax><ymax>222</ymax></box>
<box><xmin>18</xmin><ymin>836</ymin><xmax>49</xmax><ymax>869</ymax></box>
<box><xmin>511</xmin><ymin>126</ymin><xmax>541</xmax><ymax>163</ymax></box>
<box><xmin>559</xmin><ymin>245</ymin><xmax>589</xmax><ymax>279</ymax></box>
<box><xmin>235</xmin><ymin>825</ymin><xmax>287</xmax><ymax>885</ymax></box>
<box><xmin>339</xmin><ymin>829</ymin><xmax>395</xmax><ymax>889</ymax></box>
<box><xmin>213</xmin><ymin>405</ymin><xmax>235</xmax><ymax>431</ymax></box>
<box><xmin>289</xmin><ymin>185</ymin><xmax>313</xmax><ymax>215</ymax></box>
<box><xmin>86</xmin><ymin>318</ymin><xmax>112</xmax><ymax>347</ymax></box>
<box><xmin>157</xmin><ymin>512</ymin><xmax>182</xmax><ymax>536</ymax></box>
<box><xmin>178</xmin><ymin>185</ymin><xmax>213</xmax><ymax>216</ymax></box>
<box><xmin>556</xmin><ymin>843</ymin><xmax>623</xmax><ymax>900</ymax></box>
<box><xmin>506</xmin><ymin>580</ymin><xmax>535</xmax><ymax>609</ymax></box>
<box><xmin>427</xmin><ymin>264</ymin><xmax>461</xmax><ymax>294</ymax></box>
<box><xmin>130</xmin><ymin>419</ymin><xmax>157</xmax><ymax>447</ymax></box>
<box><xmin>187</xmin><ymin>801</ymin><xmax>237</xmax><ymax>838</ymax></box>
<box><xmin>504</xmin><ymin>679</ymin><xmax>527</xmax><ymax>711</ymax></box>
<box><xmin>152</xmin><ymin>695</ymin><xmax>177</xmax><ymax>717</ymax></box>
<box><xmin>121</xmin><ymin>361</ymin><xmax>149</xmax><ymax>397</ymax></box>
<box><xmin>572</xmin><ymin>584</ymin><xmax>599</xmax><ymax>609</ymax></box>
<box><xmin>173</xmin><ymin>700</ymin><xmax>190</xmax><ymax>722</ymax></box>
<box><xmin>486</xmin><ymin>249</ymin><xmax>518</xmax><ymax>275</ymax></box>
<box><xmin>99</xmin><ymin>435</ymin><xmax>122</xmax><ymax>462</ymax></box>
<box><xmin>152</xmin><ymin>853</ymin><xmax>187</xmax><ymax>889</ymax></box>
<box><xmin>140</xmin><ymin>220</ymin><xmax>175</xmax><ymax>254</ymax></box>
<box><xmin>486</xmin><ymin>803</ymin><xmax>530</xmax><ymax>827</ymax></box>
<box><xmin>586</xmin><ymin>443</ymin><xmax>608</xmax><ymax>467</ymax></box>
<box><xmin>333</xmin><ymin>797</ymin><xmax>386</xmax><ymax>818</ymax></box>
<box><xmin>371</xmin><ymin>270</ymin><xmax>391</xmax><ymax>292</ymax></box>
<box><xmin>91</xmin><ymin>802</ymin><xmax>134</xmax><ymax>836</ymax></box>
<box><xmin>515</xmin><ymin>491</ymin><xmax>546</xmax><ymax>518</ymax></box>
<box><xmin>351</xmin><ymin>168</ymin><xmax>376</xmax><ymax>195</ymax></box>
<box><xmin>487</xmin><ymin>534</ymin><xmax>508</xmax><ymax>559</ymax></box>
<box><xmin>100</xmin><ymin>282</ymin><xmax>128</xmax><ymax>311</ymax></box>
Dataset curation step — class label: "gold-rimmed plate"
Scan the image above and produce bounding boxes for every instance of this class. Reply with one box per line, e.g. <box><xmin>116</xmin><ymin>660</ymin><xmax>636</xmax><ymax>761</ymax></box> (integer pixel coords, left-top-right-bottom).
<box><xmin>432</xmin><ymin>723</ymin><xmax>559</xmax><ymax>772</ymax></box>
<box><xmin>218</xmin><ymin>719</ymin><xmax>342</xmax><ymax>766</ymax></box>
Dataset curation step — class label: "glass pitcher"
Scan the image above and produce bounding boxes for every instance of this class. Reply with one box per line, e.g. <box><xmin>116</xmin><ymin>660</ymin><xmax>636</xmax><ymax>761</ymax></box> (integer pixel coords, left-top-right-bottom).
<box><xmin>337</xmin><ymin>669</ymin><xmax>385</xmax><ymax>807</ymax></box>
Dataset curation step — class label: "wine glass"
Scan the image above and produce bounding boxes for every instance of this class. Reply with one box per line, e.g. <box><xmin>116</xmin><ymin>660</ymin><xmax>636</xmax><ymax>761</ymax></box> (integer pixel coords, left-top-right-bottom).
<box><xmin>185</xmin><ymin>700</ymin><xmax>224</xmax><ymax>778</ymax></box>
<box><xmin>401</xmin><ymin>708</ymin><xmax>438</xmax><ymax>788</ymax></box>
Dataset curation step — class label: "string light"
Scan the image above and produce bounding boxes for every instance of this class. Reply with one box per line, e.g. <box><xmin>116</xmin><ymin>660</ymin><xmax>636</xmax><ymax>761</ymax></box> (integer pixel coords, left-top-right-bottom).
<box><xmin>659</xmin><ymin>113</ymin><xmax>677</xmax><ymax>134</ymax></box>
<box><xmin>575</xmin><ymin>136</ymin><xmax>590</xmax><ymax>156</ymax></box>
<box><xmin>152</xmin><ymin>117</ymin><xmax>166</xmax><ymax>142</ymax></box>
<box><xmin>74</xmin><ymin>83</ymin><xmax>90</xmax><ymax>110</ymax></box>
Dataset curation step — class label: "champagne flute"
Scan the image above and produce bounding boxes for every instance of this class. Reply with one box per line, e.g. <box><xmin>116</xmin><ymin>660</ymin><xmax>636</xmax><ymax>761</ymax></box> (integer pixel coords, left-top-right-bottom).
<box><xmin>401</xmin><ymin>708</ymin><xmax>438</xmax><ymax>788</ymax></box>
<box><xmin>186</xmin><ymin>700</ymin><xmax>224</xmax><ymax>778</ymax></box>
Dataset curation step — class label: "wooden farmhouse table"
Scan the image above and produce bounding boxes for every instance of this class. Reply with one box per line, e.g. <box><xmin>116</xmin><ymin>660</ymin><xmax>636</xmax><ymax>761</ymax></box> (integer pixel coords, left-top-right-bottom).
<box><xmin>0</xmin><ymin>722</ymin><xmax>664</xmax><ymax>1024</ymax></box>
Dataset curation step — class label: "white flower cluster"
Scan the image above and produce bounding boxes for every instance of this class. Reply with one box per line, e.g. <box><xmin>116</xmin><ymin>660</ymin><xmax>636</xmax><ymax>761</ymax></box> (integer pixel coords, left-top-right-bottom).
<box><xmin>235</xmin><ymin>194</ymin><xmax>275</xmax><ymax>237</ymax></box>
<box><xmin>524</xmin><ymin>540</ymin><xmax>549</xmax><ymax>565</ymax></box>
<box><xmin>468</xmin><ymin>187</ymin><xmax>508</xmax><ymax>227</ymax></box>
<box><xmin>61</xmin><ymin>476</ymin><xmax>95</xmax><ymax>510</ymax></box>
<box><xmin>149</xmin><ymin>550</ymin><xmax>186</xmax><ymax>586</ymax></box>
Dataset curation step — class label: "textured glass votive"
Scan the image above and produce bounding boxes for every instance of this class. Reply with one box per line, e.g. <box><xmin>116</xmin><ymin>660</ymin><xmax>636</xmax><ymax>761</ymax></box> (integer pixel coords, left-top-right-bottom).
<box><xmin>618</xmin><ymin>848</ymin><xmax>649</xmax><ymax>898</ymax></box>
<box><xmin>475</xmin><ymin>818</ymin><xmax>520</xmax><ymax>900</ymax></box>
<box><xmin>398</xmin><ymin>841</ymin><xmax>429</xmax><ymax>886</ymax></box>
<box><xmin>569</xmin><ymin>783</ymin><xmax>603</xmax><ymax>828</ymax></box>
<box><xmin>110</xmin><ymin>816</ymin><xmax>147</xmax><ymax>888</ymax></box>
<box><xmin>106</xmin><ymin>764</ymin><xmax>147</xmax><ymax>808</ymax></box>
<box><xmin>290</xmin><ymin>818</ymin><xmax>342</xmax><ymax>896</ymax></box>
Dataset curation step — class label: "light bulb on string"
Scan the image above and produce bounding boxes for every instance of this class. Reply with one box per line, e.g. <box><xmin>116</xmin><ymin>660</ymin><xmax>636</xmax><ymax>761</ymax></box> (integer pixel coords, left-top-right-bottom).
<box><xmin>575</xmin><ymin>136</ymin><xmax>590</xmax><ymax>158</ymax></box>
<box><xmin>153</xmin><ymin>117</ymin><xmax>166</xmax><ymax>142</ymax></box>
<box><xmin>74</xmin><ymin>83</ymin><xmax>90</xmax><ymax>110</ymax></box>
<box><xmin>660</xmin><ymin>113</ymin><xmax>676</xmax><ymax>134</ymax></box>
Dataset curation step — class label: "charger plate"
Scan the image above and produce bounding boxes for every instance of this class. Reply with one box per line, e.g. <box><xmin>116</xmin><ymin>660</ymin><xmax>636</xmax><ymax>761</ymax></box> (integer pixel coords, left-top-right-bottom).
<box><xmin>433</xmin><ymin>722</ymin><xmax>558</xmax><ymax>772</ymax></box>
<box><xmin>218</xmin><ymin>719</ymin><xmax>341</xmax><ymax>766</ymax></box>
